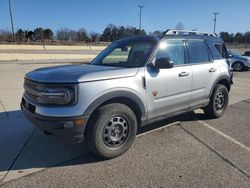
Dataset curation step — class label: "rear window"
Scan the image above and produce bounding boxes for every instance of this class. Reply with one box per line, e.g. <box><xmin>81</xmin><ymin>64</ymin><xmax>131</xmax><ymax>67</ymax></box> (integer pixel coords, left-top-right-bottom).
<box><xmin>187</xmin><ymin>40</ymin><xmax>209</xmax><ymax>64</ymax></box>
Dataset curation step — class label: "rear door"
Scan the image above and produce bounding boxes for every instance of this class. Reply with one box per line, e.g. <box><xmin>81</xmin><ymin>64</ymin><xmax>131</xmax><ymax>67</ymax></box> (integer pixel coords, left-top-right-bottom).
<box><xmin>187</xmin><ymin>39</ymin><xmax>220</xmax><ymax>107</ymax></box>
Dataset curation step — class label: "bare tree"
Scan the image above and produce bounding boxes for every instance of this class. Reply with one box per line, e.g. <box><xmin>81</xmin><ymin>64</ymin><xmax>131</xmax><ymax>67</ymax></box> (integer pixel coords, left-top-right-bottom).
<box><xmin>90</xmin><ymin>32</ymin><xmax>100</xmax><ymax>43</ymax></box>
<box><xmin>0</xmin><ymin>29</ymin><xmax>12</xmax><ymax>42</ymax></box>
<box><xmin>152</xmin><ymin>30</ymin><xmax>163</xmax><ymax>36</ymax></box>
<box><xmin>175</xmin><ymin>22</ymin><xmax>184</xmax><ymax>30</ymax></box>
<box><xmin>56</xmin><ymin>28</ymin><xmax>71</xmax><ymax>41</ymax></box>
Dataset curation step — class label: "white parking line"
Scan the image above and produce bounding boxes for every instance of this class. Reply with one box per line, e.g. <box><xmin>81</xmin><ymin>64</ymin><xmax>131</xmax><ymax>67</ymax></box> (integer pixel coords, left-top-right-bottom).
<box><xmin>137</xmin><ymin>121</ymin><xmax>181</xmax><ymax>137</ymax></box>
<box><xmin>198</xmin><ymin>120</ymin><xmax>250</xmax><ymax>152</ymax></box>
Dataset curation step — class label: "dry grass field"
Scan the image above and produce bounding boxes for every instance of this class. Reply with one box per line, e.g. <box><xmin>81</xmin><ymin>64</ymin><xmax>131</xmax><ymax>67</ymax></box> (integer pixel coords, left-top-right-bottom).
<box><xmin>0</xmin><ymin>53</ymin><xmax>97</xmax><ymax>61</ymax></box>
<box><xmin>0</xmin><ymin>44</ymin><xmax>106</xmax><ymax>61</ymax></box>
<box><xmin>0</xmin><ymin>45</ymin><xmax>106</xmax><ymax>51</ymax></box>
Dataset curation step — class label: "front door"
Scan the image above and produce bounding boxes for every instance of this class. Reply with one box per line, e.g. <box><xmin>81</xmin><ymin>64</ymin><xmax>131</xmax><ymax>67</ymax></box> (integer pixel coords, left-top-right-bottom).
<box><xmin>145</xmin><ymin>39</ymin><xmax>192</xmax><ymax>120</ymax></box>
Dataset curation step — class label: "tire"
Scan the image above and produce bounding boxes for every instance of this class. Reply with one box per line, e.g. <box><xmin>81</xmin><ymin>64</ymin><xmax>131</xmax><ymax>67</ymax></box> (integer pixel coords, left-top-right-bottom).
<box><xmin>85</xmin><ymin>103</ymin><xmax>137</xmax><ymax>159</ymax></box>
<box><xmin>232</xmin><ymin>61</ymin><xmax>244</xmax><ymax>71</ymax></box>
<box><xmin>204</xmin><ymin>84</ymin><xmax>229</xmax><ymax>118</ymax></box>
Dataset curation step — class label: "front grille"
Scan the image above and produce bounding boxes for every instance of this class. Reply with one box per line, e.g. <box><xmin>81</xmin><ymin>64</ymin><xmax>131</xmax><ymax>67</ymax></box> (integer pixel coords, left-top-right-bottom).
<box><xmin>24</xmin><ymin>79</ymin><xmax>43</xmax><ymax>103</ymax></box>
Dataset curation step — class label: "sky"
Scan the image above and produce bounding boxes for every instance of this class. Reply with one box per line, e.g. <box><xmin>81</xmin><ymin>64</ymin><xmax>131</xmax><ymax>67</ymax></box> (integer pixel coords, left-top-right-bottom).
<box><xmin>0</xmin><ymin>0</ymin><xmax>250</xmax><ymax>34</ymax></box>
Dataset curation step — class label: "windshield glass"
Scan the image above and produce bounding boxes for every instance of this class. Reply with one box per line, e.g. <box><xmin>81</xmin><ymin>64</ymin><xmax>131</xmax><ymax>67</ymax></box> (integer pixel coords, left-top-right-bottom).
<box><xmin>228</xmin><ymin>50</ymin><xmax>240</xmax><ymax>56</ymax></box>
<box><xmin>91</xmin><ymin>41</ymin><xmax>156</xmax><ymax>67</ymax></box>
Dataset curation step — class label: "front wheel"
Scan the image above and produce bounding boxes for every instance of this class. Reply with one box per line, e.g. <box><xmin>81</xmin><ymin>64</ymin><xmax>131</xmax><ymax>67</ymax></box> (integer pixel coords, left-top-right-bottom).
<box><xmin>86</xmin><ymin>103</ymin><xmax>137</xmax><ymax>159</ymax></box>
<box><xmin>204</xmin><ymin>84</ymin><xmax>229</xmax><ymax>118</ymax></box>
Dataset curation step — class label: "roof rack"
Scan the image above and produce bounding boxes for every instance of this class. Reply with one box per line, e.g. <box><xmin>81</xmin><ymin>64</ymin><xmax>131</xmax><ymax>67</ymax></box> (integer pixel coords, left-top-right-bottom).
<box><xmin>163</xmin><ymin>29</ymin><xmax>217</xmax><ymax>37</ymax></box>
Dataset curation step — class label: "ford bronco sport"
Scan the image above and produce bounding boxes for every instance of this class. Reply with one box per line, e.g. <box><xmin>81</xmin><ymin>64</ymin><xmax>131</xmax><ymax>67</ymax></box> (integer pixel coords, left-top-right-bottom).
<box><xmin>21</xmin><ymin>29</ymin><xmax>233</xmax><ymax>159</ymax></box>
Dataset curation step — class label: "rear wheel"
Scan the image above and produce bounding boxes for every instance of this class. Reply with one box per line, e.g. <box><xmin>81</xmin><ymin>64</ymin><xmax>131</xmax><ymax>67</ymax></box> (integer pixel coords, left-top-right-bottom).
<box><xmin>232</xmin><ymin>61</ymin><xmax>244</xmax><ymax>71</ymax></box>
<box><xmin>204</xmin><ymin>84</ymin><xmax>229</xmax><ymax>118</ymax></box>
<box><xmin>86</xmin><ymin>103</ymin><xmax>137</xmax><ymax>159</ymax></box>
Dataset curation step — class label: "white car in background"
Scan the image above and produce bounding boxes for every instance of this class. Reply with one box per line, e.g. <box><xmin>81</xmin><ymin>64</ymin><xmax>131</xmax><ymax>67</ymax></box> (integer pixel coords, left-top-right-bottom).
<box><xmin>228</xmin><ymin>50</ymin><xmax>250</xmax><ymax>71</ymax></box>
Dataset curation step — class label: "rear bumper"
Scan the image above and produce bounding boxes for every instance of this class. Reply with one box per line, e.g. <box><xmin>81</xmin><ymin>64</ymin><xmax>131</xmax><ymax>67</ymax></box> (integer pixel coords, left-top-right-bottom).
<box><xmin>21</xmin><ymin>99</ymin><xmax>89</xmax><ymax>143</ymax></box>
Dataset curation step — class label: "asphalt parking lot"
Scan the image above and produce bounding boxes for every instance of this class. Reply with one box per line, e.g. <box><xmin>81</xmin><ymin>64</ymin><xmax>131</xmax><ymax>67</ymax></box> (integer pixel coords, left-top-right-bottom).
<box><xmin>0</xmin><ymin>62</ymin><xmax>250</xmax><ymax>187</ymax></box>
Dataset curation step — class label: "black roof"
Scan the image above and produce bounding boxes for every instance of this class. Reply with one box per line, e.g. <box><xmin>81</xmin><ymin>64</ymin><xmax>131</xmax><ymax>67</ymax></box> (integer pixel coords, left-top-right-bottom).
<box><xmin>114</xmin><ymin>36</ymin><xmax>160</xmax><ymax>45</ymax></box>
<box><xmin>113</xmin><ymin>34</ymin><xmax>223</xmax><ymax>45</ymax></box>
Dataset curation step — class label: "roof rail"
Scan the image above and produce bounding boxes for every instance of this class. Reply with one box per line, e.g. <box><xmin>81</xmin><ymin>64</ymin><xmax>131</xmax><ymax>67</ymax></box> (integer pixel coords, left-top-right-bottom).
<box><xmin>163</xmin><ymin>29</ymin><xmax>217</xmax><ymax>37</ymax></box>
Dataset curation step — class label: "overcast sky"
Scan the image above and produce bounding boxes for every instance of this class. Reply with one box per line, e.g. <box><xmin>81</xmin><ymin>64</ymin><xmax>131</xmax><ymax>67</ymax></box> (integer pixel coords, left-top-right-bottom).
<box><xmin>0</xmin><ymin>0</ymin><xmax>249</xmax><ymax>34</ymax></box>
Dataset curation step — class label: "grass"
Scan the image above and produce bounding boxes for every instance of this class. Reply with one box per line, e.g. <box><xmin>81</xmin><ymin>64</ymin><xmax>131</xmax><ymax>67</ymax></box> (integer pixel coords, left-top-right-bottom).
<box><xmin>0</xmin><ymin>44</ymin><xmax>106</xmax><ymax>51</ymax></box>
<box><xmin>0</xmin><ymin>44</ymin><xmax>106</xmax><ymax>61</ymax></box>
<box><xmin>0</xmin><ymin>53</ymin><xmax>97</xmax><ymax>61</ymax></box>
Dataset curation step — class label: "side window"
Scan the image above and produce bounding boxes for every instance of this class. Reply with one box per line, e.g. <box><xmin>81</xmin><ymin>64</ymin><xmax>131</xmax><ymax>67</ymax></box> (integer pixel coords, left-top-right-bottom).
<box><xmin>187</xmin><ymin>40</ymin><xmax>209</xmax><ymax>64</ymax></box>
<box><xmin>207</xmin><ymin>42</ymin><xmax>222</xmax><ymax>59</ymax></box>
<box><xmin>215</xmin><ymin>44</ymin><xmax>223</xmax><ymax>56</ymax></box>
<box><xmin>156</xmin><ymin>40</ymin><xmax>185</xmax><ymax>65</ymax></box>
<box><xmin>216</xmin><ymin>44</ymin><xmax>227</xmax><ymax>58</ymax></box>
<box><xmin>207</xmin><ymin>42</ymin><xmax>227</xmax><ymax>59</ymax></box>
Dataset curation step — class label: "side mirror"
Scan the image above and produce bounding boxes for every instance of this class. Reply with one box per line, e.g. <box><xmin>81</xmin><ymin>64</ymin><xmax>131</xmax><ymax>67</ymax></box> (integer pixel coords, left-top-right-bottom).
<box><xmin>154</xmin><ymin>58</ymin><xmax>173</xmax><ymax>69</ymax></box>
<box><xmin>228</xmin><ymin>54</ymin><xmax>233</xmax><ymax>58</ymax></box>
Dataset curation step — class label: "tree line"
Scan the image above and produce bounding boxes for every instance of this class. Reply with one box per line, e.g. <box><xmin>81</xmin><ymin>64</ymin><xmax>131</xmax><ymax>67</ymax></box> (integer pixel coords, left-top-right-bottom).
<box><xmin>0</xmin><ymin>24</ymin><xmax>146</xmax><ymax>44</ymax></box>
<box><xmin>219</xmin><ymin>31</ymin><xmax>250</xmax><ymax>44</ymax></box>
<box><xmin>1</xmin><ymin>25</ymin><xmax>250</xmax><ymax>44</ymax></box>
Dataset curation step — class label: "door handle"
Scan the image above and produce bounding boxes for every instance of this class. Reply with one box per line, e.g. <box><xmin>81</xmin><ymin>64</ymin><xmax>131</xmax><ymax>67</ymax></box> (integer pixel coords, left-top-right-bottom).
<box><xmin>179</xmin><ymin>72</ymin><xmax>189</xmax><ymax>77</ymax></box>
<box><xmin>209</xmin><ymin>68</ymin><xmax>217</xmax><ymax>72</ymax></box>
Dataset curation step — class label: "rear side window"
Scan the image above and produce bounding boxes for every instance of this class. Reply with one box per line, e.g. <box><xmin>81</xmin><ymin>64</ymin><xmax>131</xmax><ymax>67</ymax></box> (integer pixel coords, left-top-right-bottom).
<box><xmin>207</xmin><ymin>42</ymin><xmax>227</xmax><ymax>59</ymax></box>
<box><xmin>216</xmin><ymin>44</ymin><xmax>227</xmax><ymax>58</ymax></box>
<box><xmin>187</xmin><ymin>40</ymin><xmax>209</xmax><ymax>64</ymax></box>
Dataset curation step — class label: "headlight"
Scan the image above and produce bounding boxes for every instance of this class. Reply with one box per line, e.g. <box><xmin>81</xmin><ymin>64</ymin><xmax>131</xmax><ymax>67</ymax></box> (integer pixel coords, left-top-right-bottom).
<box><xmin>38</xmin><ymin>87</ymin><xmax>75</xmax><ymax>105</ymax></box>
<box><xmin>40</xmin><ymin>87</ymin><xmax>75</xmax><ymax>105</ymax></box>
<box><xmin>24</xmin><ymin>79</ymin><xmax>77</xmax><ymax>105</ymax></box>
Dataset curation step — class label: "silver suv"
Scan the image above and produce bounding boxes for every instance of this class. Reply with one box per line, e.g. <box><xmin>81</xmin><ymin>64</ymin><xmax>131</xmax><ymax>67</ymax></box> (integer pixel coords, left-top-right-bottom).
<box><xmin>21</xmin><ymin>30</ymin><xmax>233</xmax><ymax>159</ymax></box>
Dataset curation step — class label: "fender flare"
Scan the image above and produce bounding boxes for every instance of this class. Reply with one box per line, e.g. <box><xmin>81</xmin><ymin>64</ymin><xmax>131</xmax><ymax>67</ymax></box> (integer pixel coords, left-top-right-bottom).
<box><xmin>83</xmin><ymin>90</ymin><xmax>147</xmax><ymax>121</ymax></box>
<box><xmin>209</xmin><ymin>75</ymin><xmax>231</xmax><ymax>97</ymax></box>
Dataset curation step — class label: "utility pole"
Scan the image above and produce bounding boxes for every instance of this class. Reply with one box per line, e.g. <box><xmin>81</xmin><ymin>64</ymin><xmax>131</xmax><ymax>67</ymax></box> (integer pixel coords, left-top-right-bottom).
<box><xmin>213</xmin><ymin>12</ymin><xmax>219</xmax><ymax>33</ymax></box>
<box><xmin>138</xmin><ymin>5</ymin><xmax>145</xmax><ymax>32</ymax></box>
<box><xmin>8</xmin><ymin>0</ymin><xmax>16</xmax><ymax>43</ymax></box>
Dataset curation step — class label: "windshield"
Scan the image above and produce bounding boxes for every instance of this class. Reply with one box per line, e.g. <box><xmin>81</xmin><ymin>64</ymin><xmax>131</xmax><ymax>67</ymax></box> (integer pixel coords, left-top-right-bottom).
<box><xmin>91</xmin><ymin>41</ymin><xmax>156</xmax><ymax>68</ymax></box>
<box><xmin>228</xmin><ymin>50</ymin><xmax>240</xmax><ymax>56</ymax></box>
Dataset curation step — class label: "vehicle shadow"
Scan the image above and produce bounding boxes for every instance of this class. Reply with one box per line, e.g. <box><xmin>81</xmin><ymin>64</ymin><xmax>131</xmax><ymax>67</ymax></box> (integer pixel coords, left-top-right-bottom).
<box><xmin>138</xmin><ymin>111</ymin><xmax>197</xmax><ymax>135</ymax></box>
<box><xmin>0</xmin><ymin>109</ymin><xmax>97</xmax><ymax>180</ymax></box>
<box><xmin>0</xmin><ymin>109</ymin><xmax>204</xmax><ymax>179</ymax></box>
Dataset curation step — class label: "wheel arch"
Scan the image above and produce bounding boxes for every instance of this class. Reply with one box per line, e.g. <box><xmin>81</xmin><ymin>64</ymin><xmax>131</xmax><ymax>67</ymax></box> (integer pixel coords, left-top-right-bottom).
<box><xmin>83</xmin><ymin>91</ymin><xmax>147</xmax><ymax>126</ymax></box>
<box><xmin>209</xmin><ymin>75</ymin><xmax>231</xmax><ymax>97</ymax></box>
<box><xmin>232</xmin><ymin>60</ymin><xmax>245</xmax><ymax>65</ymax></box>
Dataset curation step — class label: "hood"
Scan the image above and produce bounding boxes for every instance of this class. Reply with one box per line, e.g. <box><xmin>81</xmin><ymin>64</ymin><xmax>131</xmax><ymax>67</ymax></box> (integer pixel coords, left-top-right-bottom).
<box><xmin>25</xmin><ymin>64</ymin><xmax>139</xmax><ymax>83</ymax></box>
<box><xmin>242</xmin><ymin>55</ymin><xmax>250</xmax><ymax>61</ymax></box>
<box><xmin>230</xmin><ymin>54</ymin><xmax>249</xmax><ymax>62</ymax></box>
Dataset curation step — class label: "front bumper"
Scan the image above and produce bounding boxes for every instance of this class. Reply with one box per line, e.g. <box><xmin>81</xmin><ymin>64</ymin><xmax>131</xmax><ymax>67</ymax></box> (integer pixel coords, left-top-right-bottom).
<box><xmin>245</xmin><ymin>62</ymin><xmax>250</xmax><ymax>68</ymax></box>
<box><xmin>21</xmin><ymin>98</ymin><xmax>89</xmax><ymax>143</ymax></box>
